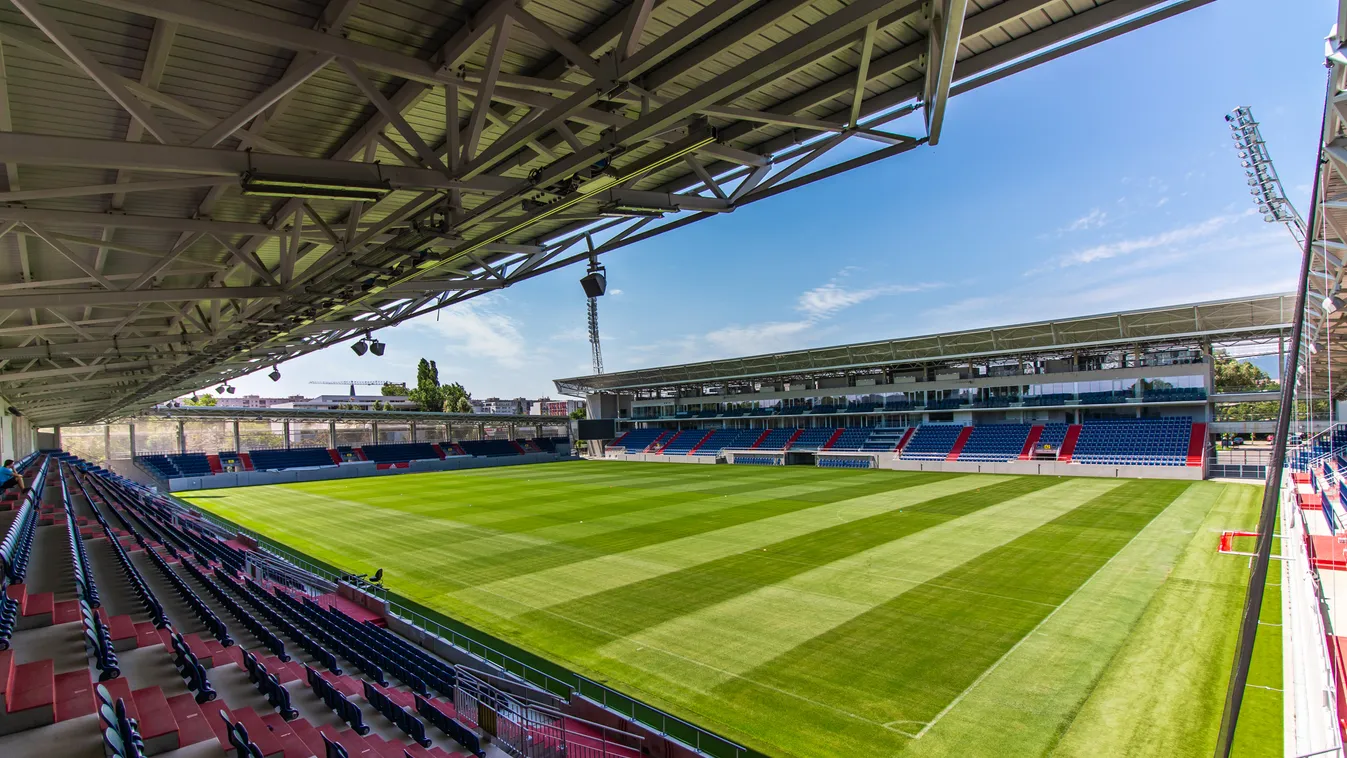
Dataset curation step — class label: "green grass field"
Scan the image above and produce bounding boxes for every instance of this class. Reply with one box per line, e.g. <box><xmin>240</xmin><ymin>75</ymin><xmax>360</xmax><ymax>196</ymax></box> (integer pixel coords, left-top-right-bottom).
<box><xmin>182</xmin><ymin>462</ymin><xmax>1269</xmax><ymax>758</ymax></box>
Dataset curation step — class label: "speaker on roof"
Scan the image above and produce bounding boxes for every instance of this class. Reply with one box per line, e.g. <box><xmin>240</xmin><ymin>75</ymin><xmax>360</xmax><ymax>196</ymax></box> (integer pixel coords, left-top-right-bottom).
<box><xmin>6</xmin><ymin>407</ymin><xmax>19</xmax><ymax>417</ymax></box>
<box><xmin>579</xmin><ymin>271</ymin><xmax>607</xmax><ymax>298</ymax></box>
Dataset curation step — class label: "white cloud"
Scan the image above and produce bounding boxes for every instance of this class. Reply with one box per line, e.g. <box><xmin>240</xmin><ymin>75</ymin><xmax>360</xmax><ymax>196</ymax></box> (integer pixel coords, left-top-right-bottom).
<box><xmin>1059</xmin><ymin>207</ymin><xmax>1108</xmax><ymax>233</ymax></box>
<box><xmin>705</xmin><ymin>320</ymin><xmax>815</xmax><ymax>355</ymax></box>
<box><xmin>411</xmin><ymin>299</ymin><xmax>526</xmax><ymax>369</ymax></box>
<box><xmin>609</xmin><ymin>288</ymin><xmax>624</xmax><ymax>296</ymax></box>
<box><xmin>796</xmin><ymin>279</ymin><xmax>941</xmax><ymax>319</ymax></box>
<box><xmin>1055</xmin><ymin>213</ymin><xmax>1244</xmax><ymax>268</ymax></box>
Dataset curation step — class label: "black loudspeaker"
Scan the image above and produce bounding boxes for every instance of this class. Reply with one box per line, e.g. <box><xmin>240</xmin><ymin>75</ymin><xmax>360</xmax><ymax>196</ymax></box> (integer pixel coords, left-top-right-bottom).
<box><xmin>6</xmin><ymin>407</ymin><xmax>19</xmax><ymax>417</ymax></box>
<box><xmin>580</xmin><ymin>271</ymin><xmax>607</xmax><ymax>298</ymax></box>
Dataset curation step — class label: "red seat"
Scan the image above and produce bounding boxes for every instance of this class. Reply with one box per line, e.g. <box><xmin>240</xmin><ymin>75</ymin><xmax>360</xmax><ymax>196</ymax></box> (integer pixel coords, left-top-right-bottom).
<box><xmin>54</xmin><ymin>670</ymin><xmax>95</xmax><ymax>721</ymax></box>
<box><xmin>198</xmin><ymin>698</ymin><xmax>233</xmax><ymax>745</ymax></box>
<box><xmin>51</xmin><ymin>600</ymin><xmax>80</xmax><ymax>625</ymax></box>
<box><xmin>233</xmin><ymin>708</ymin><xmax>284</xmax><ymax>758</ymax></box>
<box><xmin>10</xmin><ymin>659</ymin><xmax>55</xmax><ymax>713</ymax></box>
<box><xmin>131</xmin><ymin>686</ymin><xmax>180</xmax><ymax>753</ymax></box>
<box><xmin>167</xmin><ymin>692</ymin><xmax>216</xmax><ymax>747</ymax></box>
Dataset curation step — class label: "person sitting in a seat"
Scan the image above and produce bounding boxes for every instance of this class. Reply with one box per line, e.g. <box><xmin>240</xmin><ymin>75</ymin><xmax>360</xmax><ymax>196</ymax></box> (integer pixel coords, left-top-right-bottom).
<box><xmin>0</xmin><ymin>460</ymin><xmax>26</xmax><ymax>493</ymax></box>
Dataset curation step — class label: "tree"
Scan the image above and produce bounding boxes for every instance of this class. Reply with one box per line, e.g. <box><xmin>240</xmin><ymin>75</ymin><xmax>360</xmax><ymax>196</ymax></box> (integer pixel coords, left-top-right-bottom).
<box><xmin>569</xmin><ymin>407</ymin><xmax>587</xmax><ymax>420</ymax></box>
<box><xmin>441</xmin><ymin>382</ymin><xmax>472</xmax><ymax>413</ymax></box>
<box><xmin>184</xmin><ymin>394</ymin><xmax>217</xmax><ymax>407</ymax></box>
<box><xmin>1214</xmin><ymin>352</ymin><xmax>1275</xmax><ymax>392</ymax></box>
<box><xmin>409</xmin><ymin>359</ymin><xmax>444</xmax><ymax>412</ymax></box>
<box><xmin>381</xmin><ymin>382</ymin><xmax>409</xmax><ymax>396</ymax></box>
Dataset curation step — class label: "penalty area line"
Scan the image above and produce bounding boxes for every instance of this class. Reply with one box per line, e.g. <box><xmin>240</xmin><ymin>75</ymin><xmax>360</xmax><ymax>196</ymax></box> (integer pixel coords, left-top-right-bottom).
<box><xmin>912</xmin><ymin>517</ymin><xmax>1162</xmax><ymax>740</ymax></box>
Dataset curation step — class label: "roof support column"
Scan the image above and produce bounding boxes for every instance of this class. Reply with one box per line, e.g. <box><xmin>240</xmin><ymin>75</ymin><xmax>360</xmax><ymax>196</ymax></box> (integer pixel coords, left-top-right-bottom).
<box><xmin>328</xmin><ymin>421</ymin><xmax>336</xmax><ymax>449</ymax></box>
<box><xmin>233</xmin><ymin>421</ymin><xmax>240</xmax><ymax>453</ymax></box>
<box><xmin>128</xmin><ymin>422</ymin><xmax>136</xmax><ymax>459</ymax></box>
<box><xmin>177</xmin><ymin>419</ymin><xmax>185</xmax><ymax>454</ymax></box>
<box><xmin>283</xmin><ymin>420</ymin><xmax>291</xmax><ymax>449</ymax></box>
<box><xmin>371</xmin><ymin>421</ymin><xmax>378</xmax><ymax>444</ymax></box>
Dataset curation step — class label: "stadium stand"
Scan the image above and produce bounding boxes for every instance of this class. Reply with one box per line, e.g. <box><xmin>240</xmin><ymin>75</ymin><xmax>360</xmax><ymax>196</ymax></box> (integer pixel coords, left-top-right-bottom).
<box><xmin>755</xmin><ymin>429</ymin><xmax>798</xmax><ymax>450</ymax></box>
<box><xmin>900</xmin><ymin>425</ymin><xmax>967</xmax><ymax>460</ymax></box>
<box><xmin>1143</xmin><ymin>387</ymin><xmax>1207</xmax><ymax>402</ymax></box>
<box><xmin>861</xmin><ymin>428</ymin><xmax>910</xmax><ymax>451</ymax></box>
<box><xmin>659</xmin><ymin>430</ymin><xmax>711</xmax><ymax>455</ymax></box>
<box><xmin>827</xmin><ymin>427</ymin><xmax>873</xmax><ymax>451</ymax></box>
<box><xmin>248</xmin><ymin>447</ymin><xmax>336</xmax><ymax>471</ymax></box>
<box><xmin>359</xmin><ymin>443</ymin><xmax>442</xmax><ymax>464</ymax></box>
<box><xmin>609</xmin><ymin>429</ymin><xmax>665</xmax><ymax>453</ymax></box>
<box><xmin>457</xmin><ymin>439</ymin><xmax>522</xmax><ymax>457</ymax></box>
<box><xmin>788</xmin><ymin>428</ymin><xmax>836</xmax><ymax>451</ymax></box>
<box><xmin>1023</xmin><ymin>393</ymin><xmax>1073</xmax><ymax>407</ymax></box>
<box><xmin>957</xmin><ymin>424</ymin><xmax>1034</xmax><ymax>462</ymax></box>
<box><xmin>1070</xmin><ymin>418</ymin><xmax>1194</xmax><ymax>465</ymax></box>
<box><xmin>1078</xmin><ymin>391</ymin><xmax>1132</xmax><ymax>405</ymax></box>
<box><xmin>0</xmin><ymin>451</ymin><xmax>645</xmax><ymax>758</ymax></box>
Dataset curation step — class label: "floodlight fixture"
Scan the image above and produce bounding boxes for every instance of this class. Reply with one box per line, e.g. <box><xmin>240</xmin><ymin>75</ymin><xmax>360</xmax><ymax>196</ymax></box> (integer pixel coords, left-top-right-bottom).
<box><xmin>351</xmin><ymin>340</ymin><xmax>368</xmax><ymax>356</ymax></box>
<box><xmin>268</xmin><ymin>366</ymin><xmax>281</xmax><ymax>382</ymax></box>
<box><xmin>369</xmin><ymin>340</ymin><xmax>385</xmax><ymax>357</ymax></box>
<box><xmin>227</xmin><ymin>385</ymin><xmax>236</xmax><ymax>394</ymax></box>
<box><xmin>240</xmin><ymin>172</ymin><xmax>392</xmax><ymax>203</ymax></box>
<box><xmin>216</xmin><ymin>385</ymin><xmax>226</xmax><ymax>394</ymax></box>
<box><xmin>1326</xmin><ymin>295</ymin><xmax>1344</xmax><ymax>313</ymax></box>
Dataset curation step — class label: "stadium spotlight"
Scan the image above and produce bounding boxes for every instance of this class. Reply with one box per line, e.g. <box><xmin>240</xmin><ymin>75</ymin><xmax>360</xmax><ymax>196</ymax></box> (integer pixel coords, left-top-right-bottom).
<box><xmin>268</xmin><ymin>366</ymin><xmax>281</xmax><ymax>382</ymax></box>
<box><xmin>227</xmin><ymin>385</ymin><xmax>236</xmax><ymax>394</ymax></box>
<box><xmin>1310</xmin><ymin>341</ymin><xmax>1319</xmax><ymax>355</ymax></box>
<box><xmin>215</xmin><ymin>385</ymin><xmax>226</xmax><ymax>394</ymax></box>
<box><xmin>1325</xmin><ymin>295</ymin><xmax>1344</xmax><ymax>314</ymax></box>
<box><xmin>351</xmin><ymin>339</ymin><xmax>368</xmax><ymax>356</ymax></box>
<box><xmin>369</xmin><ymin>340</ymin><xmax>385</xmax><ymax>357</ymax></box>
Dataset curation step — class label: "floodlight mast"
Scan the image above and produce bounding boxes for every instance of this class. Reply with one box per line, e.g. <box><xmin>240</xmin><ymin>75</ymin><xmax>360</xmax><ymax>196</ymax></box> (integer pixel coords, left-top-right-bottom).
<box><xmin>582</xmin><ymin>238</ymin><xmax>606</xmax><ymax>376</ymax></box>
<box><xmin>1226</xmin><ymin>106</ymin><xmax>1308</xmax><ymax>247</ymax></box>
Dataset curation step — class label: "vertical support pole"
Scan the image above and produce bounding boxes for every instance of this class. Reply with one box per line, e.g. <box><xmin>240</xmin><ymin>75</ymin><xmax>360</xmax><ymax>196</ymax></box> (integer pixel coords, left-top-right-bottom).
<box><xmin>371</xmin><ymin>421</ymin><xmax>379</xmax><ymax>444</ymax></box>
<box><xmin>328</xmin><ymin>421</ymin><xmax>337</xmax><ymax>449</ymax></box>
<box><xmin>103</xmin><ymin>423</ymin><xmax>110</xmax><ymax>462</ymax></box>
<box><xmin>444</xmin><ymin>422</ymin><xmax>450</xmax><ymax>442</ymax></box>
<box><xmin>128</xmin><ymin>422</ymin><xmax>136</xmax><ymax>459</ymax></box>
<box><xmin>54</xmin><ymin>424</ymin><xmax>62</xmax><ymax>451</ymax></box>
<box><xmin>232</xmin><ymin>420</ymin><xmax>241</xmax><ymax>452</ymax></box>
<box><xmin>477</xmin><ymin>422</ymin><xmax>484</xmax><ymax>440</ymax></box>
<box><xmin>177</xmin><ymin>419</ymin><xmax>186</xmax><ymax>454</ymax></box>
<box><xmin>283</xmin><ymin>420</ymin><xmax>291</xmax><ymax>448</ymax></box>
<box><xmin>410</xmin><ymin>420</ymin><xmax>417</xmax><ymax>443</ymax></box>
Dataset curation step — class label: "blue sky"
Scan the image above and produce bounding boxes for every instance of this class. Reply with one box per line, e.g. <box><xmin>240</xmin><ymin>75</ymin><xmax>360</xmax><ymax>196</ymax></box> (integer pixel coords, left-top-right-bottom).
<box><xmin>228</xmin><ymin>0</ymin><xmax>1331</xmax><ymax>401</ymax></box>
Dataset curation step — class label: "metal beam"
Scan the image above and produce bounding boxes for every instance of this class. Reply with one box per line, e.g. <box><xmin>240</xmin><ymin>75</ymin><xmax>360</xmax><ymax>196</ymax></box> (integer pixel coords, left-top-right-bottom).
<box><xmin>0</xmin><ymin>207</ymin><xmax>277</xmax><ymax>236</ymax></box>
<box><xmin>923</xmin><ymin>0</ymin><xmax>968</xmax><ymax>144</ymax></box>
<box><xmin>0</xmin><ymin>287</ymin><xmax>282</xmax><ymax>309</ymax></box>
<box><xmin>11</xmin><ymin>0</ymin><xmax>181</xmax><ymax>144</ymax></box>
<box><xmin>0</xmin><ymin>132</ymin><xmax>514</xmax><ymax>192</ymax></box>
<box><xmin>194</xmin><ymin>52</ymin><xmax>335</xmax><ymax>147</ymax></box>
<box><xmin>0</xmin><ymin>176</ymin><xmax>236</xmax><ymax>203</ymax></box>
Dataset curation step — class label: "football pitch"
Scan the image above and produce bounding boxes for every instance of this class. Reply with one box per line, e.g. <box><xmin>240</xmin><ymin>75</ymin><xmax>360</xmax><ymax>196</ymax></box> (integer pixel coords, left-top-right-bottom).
<box><xmin>182</xmin><ymin>461</ymin><xmax>1267</xmax><ymax>758</ymax></box>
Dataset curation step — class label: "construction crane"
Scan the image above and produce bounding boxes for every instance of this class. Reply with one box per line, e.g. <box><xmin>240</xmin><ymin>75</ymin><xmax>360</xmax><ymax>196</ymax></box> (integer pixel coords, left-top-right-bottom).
<box><xmin>309</xmin><ymin>380</ymin><xmax>394</xmax><ymax>397</ymax></box>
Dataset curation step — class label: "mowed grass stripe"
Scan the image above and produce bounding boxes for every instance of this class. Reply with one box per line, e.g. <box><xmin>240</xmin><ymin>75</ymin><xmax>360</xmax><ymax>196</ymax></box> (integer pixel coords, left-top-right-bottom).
<box><xmin>194</xmin><ymin>464</ymin><xmax>930</xmax><ymax>573</ymax></box>
<box><xmin>512</xmin><ymin>476</ymin><xmax>1063</xmax><ymax>649</ymax></box>
<box><xmin>405</xmin><ymin>471</ymin><xmax>965</xmax><ymax>590</ymax></box>
<box><xmin>706</xmin><ymin>479</ymin><xmax>1192</xmax><ymax>740</ymax></box>
<box><xmin>601</xmin><ymin>478</ymin><xmax>1127</xmax><ymax>688</ymax></box>
<box><xmin>453</xmin><ymin>474</ymin><xmax>1007</xmax><ymax>619</ymax></box>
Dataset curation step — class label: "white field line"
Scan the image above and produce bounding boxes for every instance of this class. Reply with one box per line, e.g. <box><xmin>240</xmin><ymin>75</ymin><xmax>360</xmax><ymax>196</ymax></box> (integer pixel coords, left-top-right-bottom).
<box><xmin>911</xmin><ymin>508</ymin><xmax>1170</xmax><ymax>740</ymax></box>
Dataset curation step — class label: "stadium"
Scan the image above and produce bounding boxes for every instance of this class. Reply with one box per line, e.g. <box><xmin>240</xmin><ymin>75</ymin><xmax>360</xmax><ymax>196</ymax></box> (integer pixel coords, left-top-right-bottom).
<box><xmin>0</xmin><ymin>0</ymin><xmax>1334</xmax><ymax>757</ymax></box>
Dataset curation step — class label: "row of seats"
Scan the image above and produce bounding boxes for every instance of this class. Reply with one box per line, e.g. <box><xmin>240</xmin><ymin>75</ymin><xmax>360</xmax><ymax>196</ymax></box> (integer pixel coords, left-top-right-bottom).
<box><xmin>360</xmin><ymin>443</ymin><xmax>441</xmax><ymax>464</ymax></box>
<box><xmin>139</xmin><ymin>453</ymin><xmax>213</xmax><ymax>480</ymax></box>
<box><xmin>54</xmin><ymin>453</ymin><xmax>643</xmax><ymax>758</ymax></box>
<box><xmin>629</xmin><ymin>419</ymin><xmax>1197</xmax><ymax>466</ymax></box>
<box><xmin>817</xmin><ymin>457</ymin><xmax>873</xmax><ymax>469</ymax></box>
<box><xmin>900</xmin><ymin>425</ymin><xmax>966</xmax><ymax>460</ymax></box>
<box><xmin>641</xmin><ymin>390</ymin><xmax>1210</xmax><ymax>419</ymax></box>
<box><xmin>1071</xmin><ymin>418</ymin><xmax>1193</xmax><ymax>465</ymax></box>
<box><xmin>957</xmin><ymin>424</ymin><xmax>1033</xmax><ymax>462</ymax></box>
